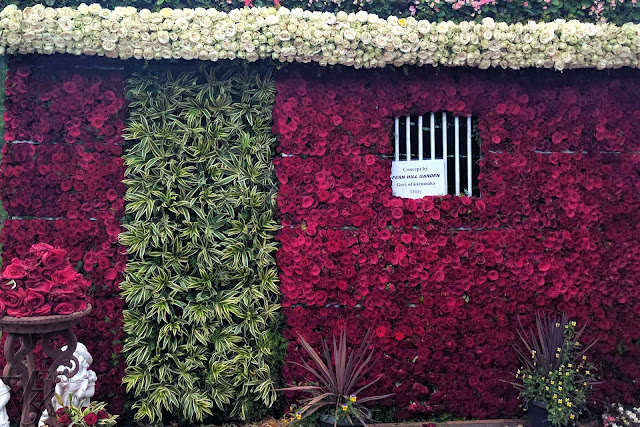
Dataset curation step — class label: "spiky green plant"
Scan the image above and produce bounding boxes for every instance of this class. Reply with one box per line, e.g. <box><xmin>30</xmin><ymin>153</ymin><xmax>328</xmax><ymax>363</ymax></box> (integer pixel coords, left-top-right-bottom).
<box><xmin>120</xmin><ymin>62</ymin><xmax>281</xmax><ymax>423</ymax></box>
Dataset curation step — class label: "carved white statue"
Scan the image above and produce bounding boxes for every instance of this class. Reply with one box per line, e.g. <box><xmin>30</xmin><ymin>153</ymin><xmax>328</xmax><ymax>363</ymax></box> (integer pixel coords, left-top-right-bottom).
<box><xmin>39</xmin><ymin>343</ymin><xmax>97</xmax><ymax>426</ymax></box>
<box><xmin>0</xmin><ymin>379</ymin><xmax>10</xmax><ymax>427</ymax></box>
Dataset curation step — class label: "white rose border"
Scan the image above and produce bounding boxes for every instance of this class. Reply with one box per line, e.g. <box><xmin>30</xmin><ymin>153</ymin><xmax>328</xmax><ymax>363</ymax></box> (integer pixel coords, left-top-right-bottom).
<box><xmin>1</xmin><ymin>3</ymin><xmax>640</xmax><ymax>70</ymax></box>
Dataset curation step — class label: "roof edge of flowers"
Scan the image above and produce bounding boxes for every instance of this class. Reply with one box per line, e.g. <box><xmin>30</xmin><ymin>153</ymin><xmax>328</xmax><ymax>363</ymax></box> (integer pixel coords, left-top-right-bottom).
<box><xmin>1</xmin><ymin>3</ymin><xmax>639</xmax><ymax>70</ymax></box>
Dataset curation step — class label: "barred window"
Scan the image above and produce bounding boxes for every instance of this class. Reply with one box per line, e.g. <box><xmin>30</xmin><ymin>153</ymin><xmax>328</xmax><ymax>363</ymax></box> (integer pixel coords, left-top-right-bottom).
<box><xmin>393</xmin><ymin>112</ymin><xmax>481</xmax><ymax>197</ymax></box>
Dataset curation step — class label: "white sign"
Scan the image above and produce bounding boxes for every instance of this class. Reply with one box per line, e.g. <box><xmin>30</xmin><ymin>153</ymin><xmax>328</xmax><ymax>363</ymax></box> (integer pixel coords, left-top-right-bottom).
<box><xmin>391</xmin><ymin>159</ymin><xmax>446</xmax><ymax>199</ymax></box>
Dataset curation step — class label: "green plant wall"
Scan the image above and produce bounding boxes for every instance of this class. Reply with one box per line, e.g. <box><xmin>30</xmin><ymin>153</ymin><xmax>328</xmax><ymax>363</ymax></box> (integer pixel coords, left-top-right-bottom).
<box><xmin>120</xmin><ymin>62</ymin><xmax>282</xmax><ymax>423</ymax></box>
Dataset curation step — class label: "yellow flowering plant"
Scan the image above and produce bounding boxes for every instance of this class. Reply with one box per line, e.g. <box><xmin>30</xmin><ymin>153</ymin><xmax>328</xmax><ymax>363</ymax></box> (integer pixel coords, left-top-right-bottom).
<box><xmin>512</xmin><ymin>313</ymin><xmax>599</xmax><ymax>427</ymax></box>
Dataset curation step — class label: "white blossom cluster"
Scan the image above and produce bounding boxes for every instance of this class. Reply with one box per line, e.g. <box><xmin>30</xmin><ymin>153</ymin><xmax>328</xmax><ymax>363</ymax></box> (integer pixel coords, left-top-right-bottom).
<box><xmin>604</xmin><ymin>405</ymin><xmax>640</xmax><ymax>427</ymax></box>
<box><xmin>1</xmin><ymin>3</ymin><xmax>640</xmax><ymax>70</ymax></box>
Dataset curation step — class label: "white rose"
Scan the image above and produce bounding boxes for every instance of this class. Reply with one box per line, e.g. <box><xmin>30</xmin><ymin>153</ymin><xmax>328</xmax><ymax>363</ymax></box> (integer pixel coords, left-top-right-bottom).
<box><xmin>436</xmin><ymin>22</ymin><xmax>448</xmax><ymax>34</ymax></box>
<box><xmin>88</xmin><ymin>3</ymin><xmax>101</xmax><ymax>14</ymax></box>
<box><xmin>139</xmin><ymin>9</ymin><xmax>151</xmax><ymax>21</ymax></box>
<box><xmin>58</xmin><ymin>16</ymin><xmax>73</xmax><ymax>32</ymax></box>
<box><xmin>343</xmin><ymin>28</ymin><xmax>356</xmax><ymax>41</ymax></box>
<box><xmin>539</xmin><ymin>29</ymin><xmax>555</xmax><ymax>44</ymax></box>
<box><xmin>482</xmin><ymin>17</ymin><xmax>495</xmax><ymax>30</ymax></box>
<box><xmin>355</xmin><ymin>11</ymin><xmax>368</xmax><ymax>23</ymax></box>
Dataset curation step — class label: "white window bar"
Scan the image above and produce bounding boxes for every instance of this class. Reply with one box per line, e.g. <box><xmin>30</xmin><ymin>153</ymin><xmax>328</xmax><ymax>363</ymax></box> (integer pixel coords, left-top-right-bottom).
<box><xmin>467</xmin><ymin>116</ymin><xmax>472</xmax><ymax>196</ymax></box>
<box><xmin>430</xmin><ymin>113</ymin><xmax>435</xmax><ymax>159</ymax></box>
<box><xmin>454</xmin><ymin>116</ymin><xmax>460</xmax><ymax>196</ymax></box>
<box><xmin>418</xmin><ymin>116</ymin><xmax>424</xmax><ymax>161</ymax></box>
<box><xmin>442</xmin><ymin>113</ymin><xmax>448</xmax><ymax>191</ymax></box>
<box><xmin>394</xmin><ymin>117</ymin><xmax>400</xmax><ymax>162</ymax></box>
<box><xmin>406</xmin><ymin>115</ymin><xmax>411</xmax><ymax>161</ymax></box>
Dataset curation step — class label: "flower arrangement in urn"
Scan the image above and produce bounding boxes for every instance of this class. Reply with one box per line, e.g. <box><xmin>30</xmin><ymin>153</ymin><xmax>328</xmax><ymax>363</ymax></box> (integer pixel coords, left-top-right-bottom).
<box><xmin>0</xmin><ymin>244</ymin><xmax>90</xmax><ymax>317</ymax></box>
<box><xmin>44</xmin><ymin>398</ymin><xmax>117</xmax><ymax>427</ymax></box>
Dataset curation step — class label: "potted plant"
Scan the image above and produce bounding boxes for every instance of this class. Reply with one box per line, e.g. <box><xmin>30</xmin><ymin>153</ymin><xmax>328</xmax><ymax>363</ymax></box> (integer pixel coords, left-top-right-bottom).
<box><xmin>278</xmin><ymin>330</ymin><xmax>392</xmax><ymax>427</ymax></box>
<box><xmin>512</xmin><ymin>313</ymin><xmax>598</xmax><ymax>427</ymax></box>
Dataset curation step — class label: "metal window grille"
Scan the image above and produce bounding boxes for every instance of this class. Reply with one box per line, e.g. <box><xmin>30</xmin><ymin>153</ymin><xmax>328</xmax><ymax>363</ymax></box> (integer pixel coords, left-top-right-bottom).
<box><xmin>393</xmin><ymin>112</ymin><xmax>481</xmax><ymax>197</ymax></box>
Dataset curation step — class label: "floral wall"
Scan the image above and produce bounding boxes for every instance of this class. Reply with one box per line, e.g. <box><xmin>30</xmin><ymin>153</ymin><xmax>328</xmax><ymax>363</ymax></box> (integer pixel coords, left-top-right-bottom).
<box><xmin>273</xmin><ymin>67</ymin><xmax>640</xmax><ymax>419</ymax></box>
<box><xmin>0</xmin><ymin>57</ymin><xmax>127</xmax><ymax>412</ymax></box>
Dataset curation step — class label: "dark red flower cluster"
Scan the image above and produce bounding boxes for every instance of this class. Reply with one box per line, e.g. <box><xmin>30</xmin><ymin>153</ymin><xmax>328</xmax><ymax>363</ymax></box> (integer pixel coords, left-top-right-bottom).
<box><xmin>0</xmin><ymin>59</ymin><xmax>127</xmax><ymax>414</ymax></box>
<box><xmin>0</xmin><ymin>143</ymin><xmax>125</xmax><ymax>218</ymax></box>
<box><xmin>1</xmin><ymin>220</ymin><xmax>126</xmax><ymax>293</ymax></box>
<box><xmin>274</xmin><ymin>67</ymin><xmax>640</xmax><ymax>419</ymax></box>
<box><xmin>4</xmin><ymin>62</ymin><xmax>126</xmax><ymax>145</ymax></box>
<box><xmin>0</xmin><ymin>243</ymin><xmax>89</xmax><ymax>317</ymax></box>
<box><xmin>55</xmin><ymin>406</ymin><xmax>113</xmax><ymax>426</ymax></box>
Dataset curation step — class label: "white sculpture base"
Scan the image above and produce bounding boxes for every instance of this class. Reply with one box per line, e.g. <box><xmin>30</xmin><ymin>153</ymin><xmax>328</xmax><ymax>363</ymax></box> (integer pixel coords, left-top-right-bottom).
<box><xmin>38</xmin><ymin>342</ymin><xmax>97</xmax><ymax>427</ymax></box>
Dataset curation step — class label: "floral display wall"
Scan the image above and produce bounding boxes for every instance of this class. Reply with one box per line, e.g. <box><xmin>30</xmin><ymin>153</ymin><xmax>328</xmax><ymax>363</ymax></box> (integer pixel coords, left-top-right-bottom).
<box><xmin>273</xmin><ymin>67</ymin><xmax>640</xmax><ymax>419</ymax></box>
<box><xmin>0</xmin><ymin>57</ymin><xmax>128</xmax><ymax>412</ymax></box>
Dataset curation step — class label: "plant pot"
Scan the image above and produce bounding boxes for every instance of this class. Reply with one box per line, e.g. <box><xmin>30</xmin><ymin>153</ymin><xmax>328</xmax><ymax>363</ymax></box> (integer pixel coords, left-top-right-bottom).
<box><xmin>527</xmin><ymin>401</ymin><xmax>553</xmax><ymax>427</ymax></box>
<box><xmin>318</xmin><ymin>414</ymin><xmax>366</xmax><ymax>427</ymax></box>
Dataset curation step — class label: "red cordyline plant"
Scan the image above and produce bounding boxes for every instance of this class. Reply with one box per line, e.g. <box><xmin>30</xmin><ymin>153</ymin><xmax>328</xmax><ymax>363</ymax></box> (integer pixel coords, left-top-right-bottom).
<box><xmin>279</xmin><ymin>330</ymin><xmax>392</xmax><ymax>426</ymax></box>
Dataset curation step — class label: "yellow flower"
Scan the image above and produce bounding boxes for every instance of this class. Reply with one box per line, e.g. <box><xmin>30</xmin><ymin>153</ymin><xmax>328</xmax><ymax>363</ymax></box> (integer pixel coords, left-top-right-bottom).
<box><xmin>586</xmin><ymin>370</ymin><xmax>590</xmax><ymax>375</ymax></box>
<box><xmin>567</xmin><ymin>402</ymin><xmax>572</xmax><ymax>408</ymax></box>
<box><xmin>565</xmin><ymin>372</ymin><xmax>569</xmax><ymax>376</ymax></box>
<box><xmin>398</xmin><ymin>18</ymin><xmax>407</xmax><ymax>26</ymax></box>
<box><xmin>571</xmin><ymin>321</ymin><xmax>576</xmax><ymax>327</ymax></box>
<box><xmin>557</xmin><ymin>347</ymin><xmax>562</xmax><ymax>352</ymax></box>
<box><xmin>550</xmin><ymin>380</ymin><xmax>555</xmax><ymax>384</ymax></box>
<box><xmin>582</xmin><ymin>355</ymin><xmax>587</xmax><ymax>360</ymax></box>
<box><xmin>558</xmin><ymin>399</ymin><xmax>563</xmax><ymax>404</ymax></box>
<box><xmin>342</xmin><ymin>405</ymin><xmax>348</xmax><ymax>412</ymax></box>
<box><xmin>558</xmin><ymin>386</ymin><xmax>563</xmax><ymax>391</ymax></box>
<box><xmin>568</xmin><ymin>364</ymin><xmax>572</xmax><ymax>368</ymax></box>
<box><xmin>553</xmin><ymin>394</ymin><xmax>557</xmax><ymax>399</ymax></box>
<box><xmin>570</xmin><ymin>414</ymin><xmax>575</xmax><ymax>420</ymax></box>
<box><xmin>545</xmin><ymin>386</ymin><xmax>550</xmax><ymax>391</ymax></box>
<box><xmin>296</xmin><ymin>413</ymin><xmax>302</xmax><ymax>420</ymax></box>
<box><xmin>350</xmin><ymin>395</ymin><xmax>357</xmax><ymax>402</ymax></box>
<box><xmin>555</xmin><ymin>353</ymin><xmax>560</xmax><ymax>358</ymax></box>
<box><xmin>583</xmin><ymin>382</ymin><xmax>588</xmax><ymax>386</ymax></box>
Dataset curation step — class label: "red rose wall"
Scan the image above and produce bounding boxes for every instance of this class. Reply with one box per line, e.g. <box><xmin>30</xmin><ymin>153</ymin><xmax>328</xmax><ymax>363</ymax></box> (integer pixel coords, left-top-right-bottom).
<box><xmin>273</xmin><ymin>68</ymin><xmax>640</xmax><ymax>419</ymax></box>
<box><xmin>0</xmin><ymin>58</ymin><xmax>127</xmax><ymax>413</ymax></box>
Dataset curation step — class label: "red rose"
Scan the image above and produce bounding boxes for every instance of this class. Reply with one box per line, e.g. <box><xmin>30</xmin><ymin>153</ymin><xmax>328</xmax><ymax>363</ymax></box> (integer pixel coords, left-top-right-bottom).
<box><xmin>31</xmin><ymin>280</ymin><xmax>55</xmax><ymax>293</ymax></box>
<box><xmin>2</xmin><ymin>264</ymin><xmax>27</xmax><ymax>279</ymax></box>
<box><xmin>83</xmin><ymin>412</ymin><xmax>98</xmax><ymax>426</ymax></box>
<box><xmin>52</xmin><ymin>268</ymin><xmax>77</xmax><ymax>284</ymax></box>
<box><xmin>97</xmin><ymin>410</ymin><xmax>109</xmax><ymax>419</ymax></box>
<box><xmin>0</xmin><ymin>300</ymin><xmax>6</xmax><ymax>317</ymax></box>
<box><xmin>58</xmin><ymin>413</ymin><xmax>71</xmax><ymax>426</ymax></box>
<box><xmin>33</xmin><ymin>304</ymin><xmax>52</xmax><ymax>316</ymax></box>
<box><xmin>0</xmin><ymin>291</ymin><xmax>23</xmax><ymax>308</ymax></box>
<box><xmin>24</xmin><ymin>289</ymin><xmax>45</xmax><ymax>312</ymax></box>
<box><xmin>30</xmin><ymin>243</ymin><xmax>53</xmax><ymax>253</ymax></box>
<box><xmin>41</xmin><ymin>248</ymin><xmax>68</xmax><ymax>269</ymax></box>
<box><xmin>53</xmin><ymin>302</ymin><xmax>75</xmax><ymax>315</ymax></box>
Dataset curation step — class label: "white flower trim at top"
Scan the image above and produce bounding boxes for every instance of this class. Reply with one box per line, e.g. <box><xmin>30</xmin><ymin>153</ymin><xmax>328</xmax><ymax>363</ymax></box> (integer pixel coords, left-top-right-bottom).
<box><xmin>1</xmin><ymin>3</ymin><xmax>640</xmax><ymax>70</ymax></box>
